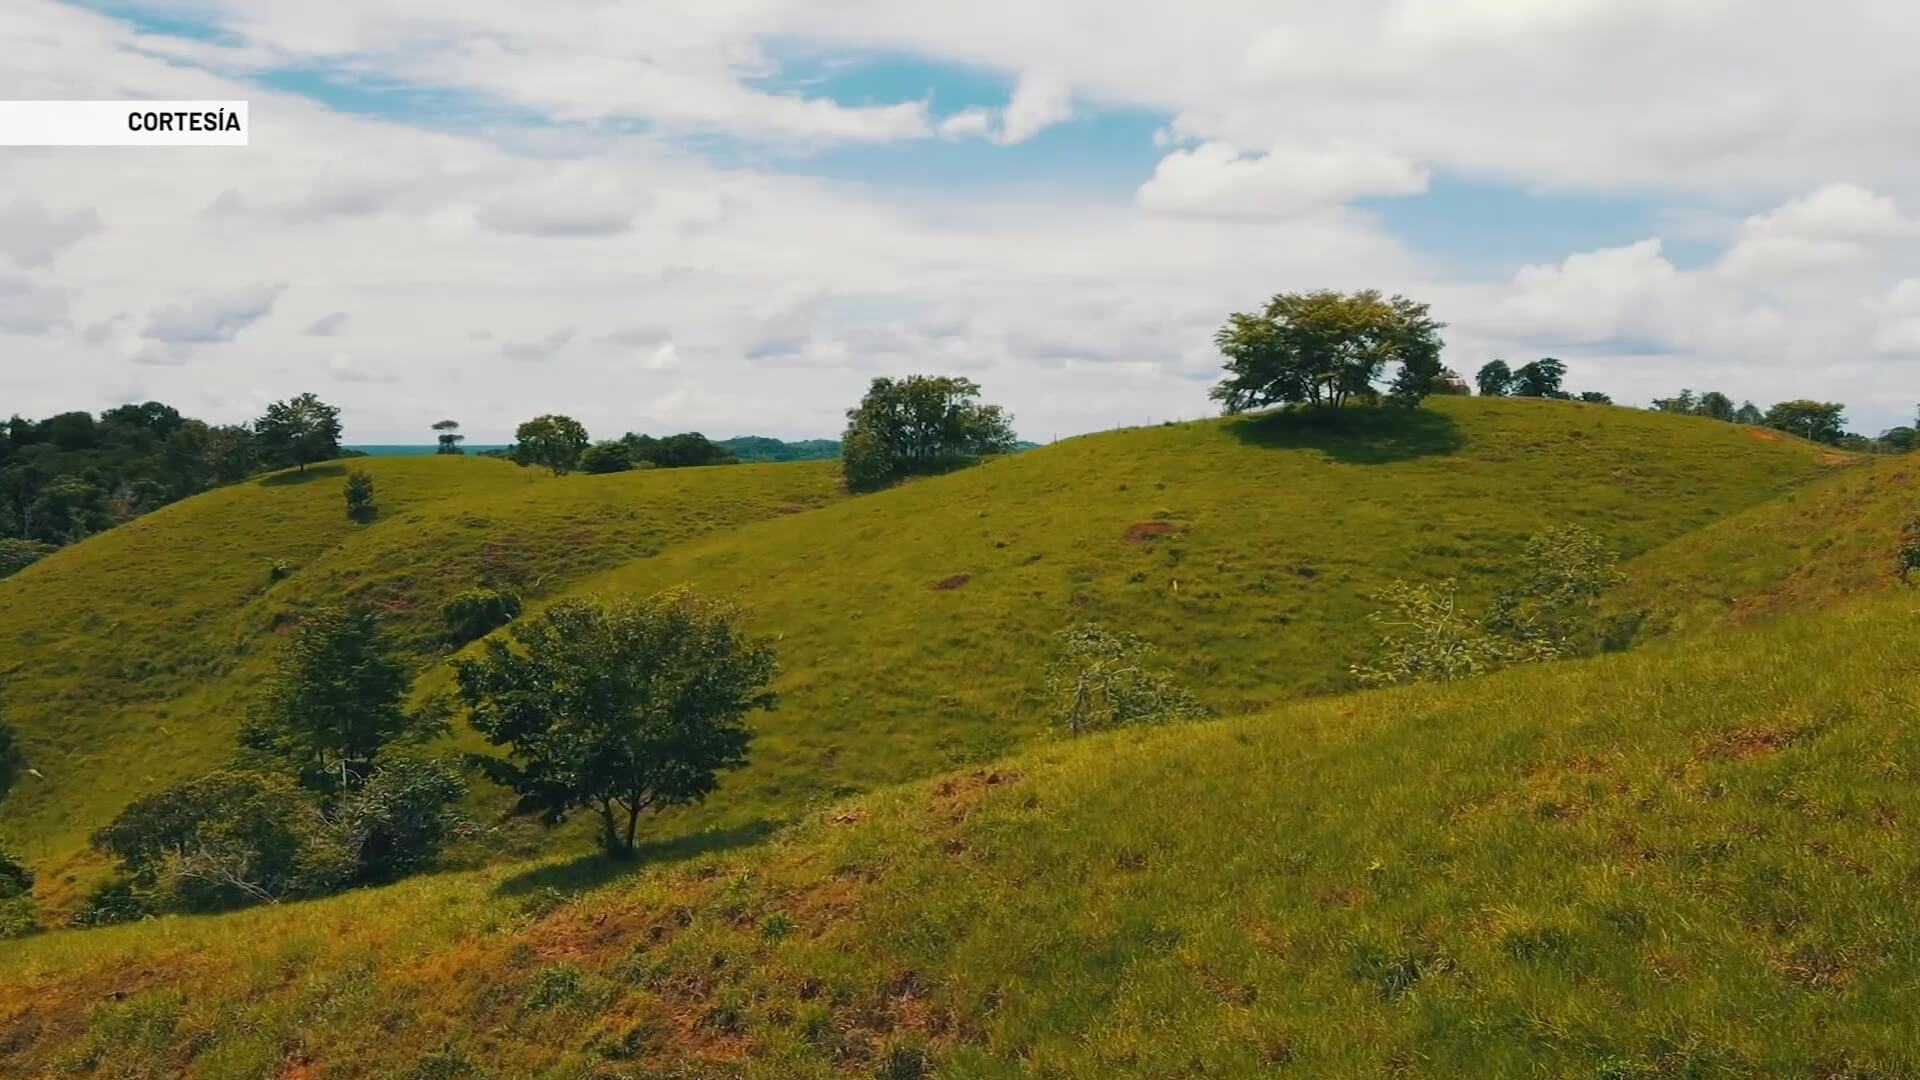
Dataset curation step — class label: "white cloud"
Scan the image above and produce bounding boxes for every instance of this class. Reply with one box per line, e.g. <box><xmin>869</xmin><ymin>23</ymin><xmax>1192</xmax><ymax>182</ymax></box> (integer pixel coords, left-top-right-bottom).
<box><xmin>1137</xmin><ymin>142</ymin><xmax>1428</xmax><ymax>220</ymax></box>
<box><xmin>640</xmin><ymin>342</ymin><xmax>680</xmax><ymax>370</ymax></box>
<box><xmin>142</xmin><ymin>283</ymin><xmax>286</xmax><ymax>345</ymax></box>
<box><xmin>328</xmin><ymin>352</ymin><xmax>399</xmax><ymax>382</ymax></box>
<box><xmin>1721</xmin><ymin>184</ymin><xmax>1916</xmax><ymax>275</ymax></box>
<box><xmin>996</xmin><ymin>71</ymin><xmax>1072</xmax><ymax>145</ymax></box>
<box><xmin>0</xmin><ymin>197</ymin><xmax>101</xmax><ymax>269</ymax></box>
<box><xmin>938</xmin><ymin>108</ymin><xmax>993</xmax><ymax>139</ymax></box>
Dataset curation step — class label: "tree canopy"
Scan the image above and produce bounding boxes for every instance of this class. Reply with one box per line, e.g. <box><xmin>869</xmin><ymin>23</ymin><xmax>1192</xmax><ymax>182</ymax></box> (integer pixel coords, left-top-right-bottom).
<box><xmin>455</xmin><ymin>590</ymin><xmax>778</xmax><ymax>855</ymax></box>
<box><xmin>512</xmin><ymin>415</ymin><xmax>591</xmax><ymax>475</ymax></box>
<box><xmin>841</xmin><ymin>375</ymin><xmax>1017</xmax><ymax>493</ymax></box>
<box><xmin>239</xmin><ymin>607</ymin><xmax>438</xmax><ymax>793</ymax></box>
<box><xmin>1210</xmin><ymin>290</ymin><xmax>1446</xmax><ymax>413</ymax></box>
<box><xmin>1509</xmin><ymin>358</ymin><xmax>1568</xmax><ymax>399</ymax></box>
<box><xmin>1763</xmin><ymin>400</ymin><xmax>1847</xmax><ymax>445</ymax></box>
<box><xmin>254</xmin><ymin>393</ymin><xmax>342</xmax><ymax>473</ymax></box>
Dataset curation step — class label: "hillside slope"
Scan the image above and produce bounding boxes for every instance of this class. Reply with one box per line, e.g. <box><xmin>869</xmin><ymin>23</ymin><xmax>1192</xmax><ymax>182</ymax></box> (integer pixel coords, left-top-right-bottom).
<box><xmin>1613</xmin><ymin>440</ymin><xmax>1910</xmax><ymax>634</ymax></box>
<box><xmin>0</xmin><ymin>457</ymin><xmax>842</xmax><ymax>898</ymax></box>
<box><xmin>4</xmin><ymin>585</ymin><xmax>1916</xmax><ymax>1077</ymax></box>
<box><xmin>517</xmin><ymin>397</ymin><xmax>1840</xmax><ymax>847</ymax></box>
<box><xmin>0</xmin><ymin>400</ymin><xmax>1842</xmax><ymax>909</ymax></box>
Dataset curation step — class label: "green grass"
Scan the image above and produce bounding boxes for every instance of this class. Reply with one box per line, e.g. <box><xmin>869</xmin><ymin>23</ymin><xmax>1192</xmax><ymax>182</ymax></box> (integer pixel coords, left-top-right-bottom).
<box><xmin>4</xmin><ymin>584</ymin><xmax>1917</xmax><ymax>1077</ymax></box>
<box><xmin>0</xmin><ymin>399</ymin><xmax>1842</xmax><ymax>910</ymax></box>
<box><xmin>508</xmin><ymin>397</ymin><xmax>1838</xmax><ymax>849</ymax></box>
<box><xmin>0</xmin><ymin>456</ymin><xmax>841</xmax><ymax>904</ymax></box>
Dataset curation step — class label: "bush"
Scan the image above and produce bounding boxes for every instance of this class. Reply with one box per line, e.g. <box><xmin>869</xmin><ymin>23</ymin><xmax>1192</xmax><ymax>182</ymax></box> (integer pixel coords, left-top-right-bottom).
<box><xmin>91</xmin><ymin>770</ymin><xmax>353</xmax><ymax>913</ymax></box>
<box><xmin>0</xmin><ymin>537</ymin><xmax>57</xmax><ymax>580</ymax></box>
<box><xmin>1044</xmin><ymin>625</ymin><xmax>1207</xmax><ymax>736</ymax></box>
<box><xmin>441</xmin><ymin>587</ymin><xmax>523</xmax><ymax>644</ymax></box>
<box><xmin>1356</xmin><ymin>525</ymin><xmax>1625</xmax><ymax>687</ymax></box>
<box><xmin>332</xmin><ymin>757</ymin><xmax>469</xmax><ymax>884</ymax></box>
<box><xmin>345</xmin><ymin>469</ymin><xmax>377</xmax><ymax>522</ymax></box>
<box><xmin>70</xmin><ymin>879</ymin><xmax>149</xmax><ymax>927</ymax></box>
<box><xmin>1351</xmin><ymin>580</ymin><xmax>1554</xmax><ymax>688</ymax></box>
<box><xmin>1898</xmin><ymin>515</ymin><xmax>1920</xmax><ymax>583</ymax></box>
<box><xmin>0</xmin><ymin>845</ymin><xmax>34</xmax><ymax>939</ymax></box>
<box><xmin>579</xmin><ymin>441</ymin><xmax>634</xmax><ymax>474</ymax></box>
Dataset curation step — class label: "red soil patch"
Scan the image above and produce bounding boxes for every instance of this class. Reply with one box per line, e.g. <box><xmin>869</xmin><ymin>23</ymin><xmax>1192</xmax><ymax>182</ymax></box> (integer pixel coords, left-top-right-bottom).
<box><xmin>1123</xmin><ymin>521</ymin><xmax>1188</xmax><ymax>541</ymax></box>
<box><xmin>1744</xmin><ymin>428</ymin><xmax>1785</xmax><ymax>443</ymax></box>
<box><xmin>933</xmin><ymin>574</ymin><xmax>971</xmax><ymax>590</ymax></box>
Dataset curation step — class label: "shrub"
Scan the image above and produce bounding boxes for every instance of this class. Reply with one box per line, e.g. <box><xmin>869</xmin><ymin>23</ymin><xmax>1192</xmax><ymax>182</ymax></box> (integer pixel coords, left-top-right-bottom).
<box><xmin>268</xmin><ymin>559</ymin><xmax>292</xmax><ymax>582</ymax></box>
<box><xmin>1044</xmin><ymin>625</ymin><xmax>1207</xmax><ymax>736</ymax></box>
<box><xmin>1352</xmin><ymin>580</ymin><xmax>1553</xmax><ymax>688</ymax></box>
<box><xmin>1898</xmin><ymin>514</ymin><xmax>1920</xmax><ymax>583</ymax></box>
<box><xmin>91</xmin><ymin>770</ymin><xmax>354</xmax><ymax>913</ymax></box>
<box><xmin>579</xmin><ymin>441</ymin><xmax>634</xmax><ymax>474</ymax></box>
<box><xmin>69</xmin><ymin>880</ymin><xmax>148</xmax><ymax>927</ymax></box>
<box><xmin>0</xmin><ymin>537</ymin><xmax>57</xmax><ymax>580</ymax></box>
<box><xmin>441</xmin><ymin>587</ymin><xmax>523</xmax><ymax>644</ymax></box>
<box><xmin>344</xmin><ymin>469</ymin><xmax>377</xmax><ymax>522</ymax></box>
<box><xmin>0</xmin><ymin>845</ymin><xmax>34</xmax><ymax>939</ymax></box>
<box><xmin>1483</xmin><ymin>524</ymin><xmax>1626</xmax><ymax>650</ymax></box>
<box><xmin>331</xmin><ymin>757</ymin><xmax>469</xmax><ymax>884</ymax></box>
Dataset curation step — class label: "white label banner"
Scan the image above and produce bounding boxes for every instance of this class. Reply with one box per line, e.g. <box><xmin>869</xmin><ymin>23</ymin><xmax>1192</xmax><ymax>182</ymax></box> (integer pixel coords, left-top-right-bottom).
<box><xmin>0</xmin><ymin>101</ymin><xmax>249</xmax><ymax>146</ymax></box>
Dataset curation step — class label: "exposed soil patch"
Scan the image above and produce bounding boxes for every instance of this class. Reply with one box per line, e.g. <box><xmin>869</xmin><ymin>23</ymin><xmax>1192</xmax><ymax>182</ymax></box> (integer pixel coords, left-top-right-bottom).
<box><xmin>1696</xmin><ymin>723</ymin><xmax>1811</xmax><ymax>761</ymax></box>
<box><xmin>933</xmin><ymin>574</ymin><xmax>971</xmax><ymax>591</ymax></box>
<box><xmin>1124</xmin><ymin>521</ymin><xmax>1188</xmax><ymax>541</ymax></box>
<box><xmin>1744</xmin><ymin>429</ymin><xmax>1784</xmax><ymax>443</ymax></box>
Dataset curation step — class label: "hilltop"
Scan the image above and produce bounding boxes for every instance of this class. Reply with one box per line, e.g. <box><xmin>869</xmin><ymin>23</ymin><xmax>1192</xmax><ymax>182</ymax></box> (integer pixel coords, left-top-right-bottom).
<box><xmin>0</xmin><ymin>398</ymin><xmax>1841</xmax><ymax>914</ymax></box>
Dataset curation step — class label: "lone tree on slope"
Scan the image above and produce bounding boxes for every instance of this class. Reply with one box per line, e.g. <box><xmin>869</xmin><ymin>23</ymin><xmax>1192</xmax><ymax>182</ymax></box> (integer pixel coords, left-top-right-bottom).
<box><xmin>1209</xmin><ymin>290</ymin><xmax>1446</xmax><ymax>414</ymax></box>
<box><xmin>254</xmin><ymin>393</ymin><xmax>342</xmax><ymax>473</ymax></box>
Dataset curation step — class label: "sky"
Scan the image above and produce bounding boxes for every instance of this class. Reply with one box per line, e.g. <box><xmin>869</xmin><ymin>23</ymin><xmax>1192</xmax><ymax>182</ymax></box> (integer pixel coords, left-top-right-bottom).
<box><xmin>3</xmin><ymin>0</ymin><xmax>1919</xmax><ymax>443</ymax></box>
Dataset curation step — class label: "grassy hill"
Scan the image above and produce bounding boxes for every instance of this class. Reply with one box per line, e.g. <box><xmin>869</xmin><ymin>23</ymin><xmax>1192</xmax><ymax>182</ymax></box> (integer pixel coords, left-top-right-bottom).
<box><xmin>500</xmin><ymin>398</ymin><xmax>1839</xmax><ymax>849</ymax></box>
<box><xmin>3</xmin><ymin>580</ymin><xmax>1916</xmax><ymax>1077</ymax></box>
<box><xmin>0</xmin><ymin>399</ymin><xmax>1842</xmax><ymax>914</ymax></box>
<box><xmin>0</xmin><ymin>456</ymin><xmax>842</xmax><ymax>903</ymax></box>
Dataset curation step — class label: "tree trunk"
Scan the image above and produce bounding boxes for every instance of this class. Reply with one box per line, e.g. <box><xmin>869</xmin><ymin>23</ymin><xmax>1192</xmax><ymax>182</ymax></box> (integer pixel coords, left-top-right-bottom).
<box><xmin>598</xmin><ymin>800</ymin><xmax>622</xmax><ymax>856</ymax></box>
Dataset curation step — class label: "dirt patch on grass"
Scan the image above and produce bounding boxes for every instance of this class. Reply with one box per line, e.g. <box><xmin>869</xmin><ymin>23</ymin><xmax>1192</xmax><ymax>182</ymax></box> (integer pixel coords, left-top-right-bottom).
<box><xmin>1123</xmin><ymin>521</ymin><xmax>1188</xmax><ymax>541</ymax></box>
<box><xmin>1743</xmin><ymin>429</ymin><xmax>1785</xmax><ymax>443</ymax></box>
<box><xmin>933</xmin><ymin>574</ymin><xmax>971</xmax><ymax>591</ymax></box>
<box><xmin>928</xmin><ymin>768</ymin><xmax>1023</xmax><ymax>824</ymax></box>
<box><xmin>1696</xmin><ymin>723</ymin><xmax>1811</xmax><ymax>761</ymax></box>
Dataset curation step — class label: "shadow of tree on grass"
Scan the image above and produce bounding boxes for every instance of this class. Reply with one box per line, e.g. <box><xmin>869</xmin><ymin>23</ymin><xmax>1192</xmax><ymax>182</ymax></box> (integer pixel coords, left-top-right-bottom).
<box><xmin>493</xmin><ymin>818</ymin><xmax>782</xmax><ymax>897</ymax></box>
<box><xmin>1225</xmin><ymin>405</ymin><xmax>1464</xmax><ymax>465</ymax></box>
<box><xmin>257</xmin><ymin>463</ymin><xmax>349</xmax><ymax>486</ymax></box>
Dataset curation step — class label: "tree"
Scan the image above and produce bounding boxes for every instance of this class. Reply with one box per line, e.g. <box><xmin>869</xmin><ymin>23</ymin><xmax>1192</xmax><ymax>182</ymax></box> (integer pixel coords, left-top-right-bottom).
<box><xmin>1651</xmin><ymin>389</ymin><xmax>1698</xmax><ymax>414</ymax></box>
<box><xmin>1210</xmin><ymin>290</ymin><xmax>1446</xmax><ymax>413</ymax></box>
<box><xmin>841</xmin><ymin>375</ymin><xmax>1018</xmax><ymax>493</ymax></box>
<box><xmin>1476</xmin><ymin>360</ymin><xmax>1515</xmax><ymax>397</ymax></box>
<box><xmin>512</xmin><ymin>415</ymin><xmax>590</xmax><ymax>475</ymax></box>
<box><xmin>254</xmin><ymin>393</ymin><xmax>343</xmax><ymax>473</ymax></box>
<box><xmin>91</xmin><ymin>770</ymin><xmax>352</xmax><ymax>911</ymax></box>
<box><xmin>240</xmin><ymin>607</ymin><xmax>438</xmax><ymax>793</ymax></box>
<box><xmin>1879</xmin><ymin>426</ymin><xmax>1918</xmax><ymax>453</ymax></box>
<box><xmin>1734</xmin><ymin>401</ymin><xmax>1764</xmax><ymax>425</ymax></box>
<box><xmin>206</xmin><ymin>423</ymin><xmax>259</xmax><ymax>482</ymax></box>
<box><xmin>1510</xmin><ymin>358</ymin><xmax>1568</xmax><ymax>399</ymax></box>
<box><xmin>580</xmin><ymin>440</ymin><xmax>634</xmax><ymax>474</ymax></box>
<box><xmin>1696</xmin><ymin>391</ymin><xmax>1736</xmax><ymax>421</ymax></box>
<box><xmin>344</xmin><ymin>469</ymin><xmax>377</xmax><ymax>523</ymax></box>
<box><xmin>1578</xmin><ymin>391</ymin><xmax>1614</xmax><ymax>404</ymax></box>
<box><xmin>1763</xmin><ymin>400</ymin><xmax>1846</xmax><ymax>444</ymax></box>
<box><xmin>0</xmin><ymin>538</ymin><xmax>55</xmax><ymax>580</ymax></box>
<box><xmin>1044</xmin><ymin>625</ymin><xmax>1206</xmax><ymax>736</ymax></box>
<box><xmin>432</xmin><ymin>420</ymin><xmax>465</xmax><ymax>455</ymax></box>
<box><xmin>455</xmin><ymin>590</ymin><xmax>776</xmax><ymax>855</ymax></box>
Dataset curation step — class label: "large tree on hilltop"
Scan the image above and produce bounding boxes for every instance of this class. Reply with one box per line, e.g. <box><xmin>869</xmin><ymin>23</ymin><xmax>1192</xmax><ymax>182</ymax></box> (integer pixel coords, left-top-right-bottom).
<box><xmin>841</xmin><ymin>375</ymin><xmax>1016</xmax><ymax>493</ymax></box>
<box><xmin>254</xmin><ymin>393</ymin><xmax>342</xmax><ymax>473</ymax></box>
<box><xmin>1209</xmin><ymin>290</ymin><xmax>1446</xmax><ymax>414</ymax></box>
